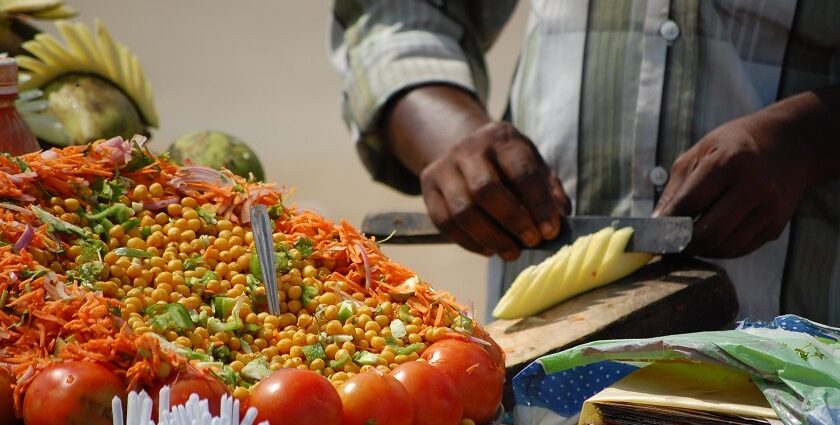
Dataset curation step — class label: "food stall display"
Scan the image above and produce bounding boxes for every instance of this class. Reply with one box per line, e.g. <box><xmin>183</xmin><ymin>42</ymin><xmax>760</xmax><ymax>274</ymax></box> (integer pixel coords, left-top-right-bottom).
<box><xmin>0</xmin><ymin>137</ymin><xmax>505</xmax><ymax>425</ymax></box>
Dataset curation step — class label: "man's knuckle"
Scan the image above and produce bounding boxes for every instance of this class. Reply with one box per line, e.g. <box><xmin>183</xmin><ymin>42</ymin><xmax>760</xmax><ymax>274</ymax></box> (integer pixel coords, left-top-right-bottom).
<box><xmin>487</xmin><ymin>121</ymin><xmax>516</xmax><ymax>140</ymax></box>
<box><xmin>510</xmin><ymin>163</ymin><xmax>542</xmax><ymax>185</ymax></box>
<box><xmin>449</xmin><ymin>202</ymin><xmax>475</xmax><ymax>224</ymax></box>
<box><xmin>469</xmin><ymin>177</ymin><xmax>499</xmax><ymax>203</ymax></box>
<box><xmin>427</xmin><ymin>209</ymin><xmax>451</xmax><ymax>229</ymax></box>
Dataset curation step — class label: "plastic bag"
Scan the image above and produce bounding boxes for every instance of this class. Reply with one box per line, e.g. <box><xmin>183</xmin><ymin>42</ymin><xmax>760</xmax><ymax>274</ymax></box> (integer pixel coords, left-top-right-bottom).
<box><xmin>512</xmin><ymin>315</ymin><xmax>840</xmax><ymax>425</ymax></box>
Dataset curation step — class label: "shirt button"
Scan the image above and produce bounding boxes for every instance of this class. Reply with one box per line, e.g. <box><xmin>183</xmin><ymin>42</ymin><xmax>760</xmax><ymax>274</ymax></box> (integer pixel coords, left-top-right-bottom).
<box><xmin>649</xmin><ymin>166</ymin><xmax>669</xmax><ymax>187</ymax></box>
<box><xmin>659</xmin><ymin>20</ymin><xmax>680</xmax><ymax>42</ymax></box>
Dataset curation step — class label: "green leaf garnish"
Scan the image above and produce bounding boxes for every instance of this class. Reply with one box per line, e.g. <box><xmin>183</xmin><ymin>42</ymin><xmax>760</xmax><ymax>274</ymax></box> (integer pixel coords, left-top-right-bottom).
<box><xmin>294</xmin><ymin>237</ymin><xmax>313</xmax><ymax>258</ymax></box>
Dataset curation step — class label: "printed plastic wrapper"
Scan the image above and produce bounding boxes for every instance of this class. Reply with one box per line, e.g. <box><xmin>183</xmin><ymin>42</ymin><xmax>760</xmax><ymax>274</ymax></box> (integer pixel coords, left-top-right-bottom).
<box><xmin>511</xmin><ymin>315</ymin><xmax>840</xmax><ymax>425</ymax></box>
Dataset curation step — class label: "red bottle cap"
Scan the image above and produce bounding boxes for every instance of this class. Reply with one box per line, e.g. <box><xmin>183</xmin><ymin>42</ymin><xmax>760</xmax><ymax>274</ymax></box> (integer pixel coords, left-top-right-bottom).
<box><xmin>0</xmin><ymin>57</ymin><xmax>20</xmax><ymax>95</ymax></box>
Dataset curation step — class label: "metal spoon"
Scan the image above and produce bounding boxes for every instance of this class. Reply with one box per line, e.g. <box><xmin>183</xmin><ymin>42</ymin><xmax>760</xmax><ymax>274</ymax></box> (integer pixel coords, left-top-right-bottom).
<box><xmin>249</xmin><ymin>205</ymin><xmax>280</xmax><ymax>315</ymax></box>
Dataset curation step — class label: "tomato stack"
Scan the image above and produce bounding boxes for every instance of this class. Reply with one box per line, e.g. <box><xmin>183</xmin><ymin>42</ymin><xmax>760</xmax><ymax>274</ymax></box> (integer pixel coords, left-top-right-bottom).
<box><xmin>0</xmin><ymin>138</ymin><xmax>505</xmax><ymax>425</ymax></box>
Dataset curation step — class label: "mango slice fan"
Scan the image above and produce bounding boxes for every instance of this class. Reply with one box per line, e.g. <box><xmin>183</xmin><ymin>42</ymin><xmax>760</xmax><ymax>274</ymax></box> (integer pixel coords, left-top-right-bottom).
<box><xmin>492</xmin><ymin>227</ymin><xmax>653</xmax><ymax>320</ymax></box>
<box><xmin>15</xmin><ymin>19</ymin><xmax>159</xmax><ymax>131</ymax></box>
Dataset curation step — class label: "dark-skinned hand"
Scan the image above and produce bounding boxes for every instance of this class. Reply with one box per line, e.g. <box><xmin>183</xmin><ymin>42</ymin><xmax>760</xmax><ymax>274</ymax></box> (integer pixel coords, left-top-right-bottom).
<box><xmin>420</xmin><ymin>121</ymin><xmax>572</xmax><ymax>261</ymax></box>
<box><xmin>653</xmin><ymin>114</ymin><xmax>813</xmax><ymax>258</ymax></box>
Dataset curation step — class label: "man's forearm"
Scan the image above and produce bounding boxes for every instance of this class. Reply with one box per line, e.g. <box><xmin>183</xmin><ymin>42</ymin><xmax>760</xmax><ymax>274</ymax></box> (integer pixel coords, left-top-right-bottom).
<box><xmin>753</xmin><ymin>85</ymin><xmax>840</xmax><ymax>185</ymax></box>
<box><xmin>384</xmin><ymin>85</ymin><xmax>492</xmax><ymax>175</ymax></box>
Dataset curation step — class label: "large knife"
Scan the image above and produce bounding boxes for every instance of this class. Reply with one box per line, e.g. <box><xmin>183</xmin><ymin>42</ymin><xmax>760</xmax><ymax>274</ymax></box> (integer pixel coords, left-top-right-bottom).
<box><xmin>362</xmin><ymin>212</ymin><xmax>692</xmax><ymax>254</ymax></box>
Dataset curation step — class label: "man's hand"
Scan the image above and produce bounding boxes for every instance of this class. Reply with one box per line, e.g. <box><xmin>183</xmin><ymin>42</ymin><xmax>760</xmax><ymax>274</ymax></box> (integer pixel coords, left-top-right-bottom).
<box><xmin>653</xmin><ymin>117</ymin><xmax>806</xmax><ymax>258</ymax></box>
<box><xmin>421</xmin><ymin>122</ymin><xmax>571</xmax><ymax>260</ymax></box>
<box><xmin>385</xmin><ymin>85</ymin><xmax>571</xmax><ymax>261</ymax></box>
<box><xmin>654</xmin><ymin>86</ymin><xmax>840</xmax><ymax>258</ymax></box>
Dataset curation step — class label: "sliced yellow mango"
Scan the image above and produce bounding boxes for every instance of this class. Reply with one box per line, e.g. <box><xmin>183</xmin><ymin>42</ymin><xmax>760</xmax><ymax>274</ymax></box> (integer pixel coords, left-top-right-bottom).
<box><xmin>492</xmin><ymin>227</ymin><xmax>653</xmax><ymax>320</ymax></box>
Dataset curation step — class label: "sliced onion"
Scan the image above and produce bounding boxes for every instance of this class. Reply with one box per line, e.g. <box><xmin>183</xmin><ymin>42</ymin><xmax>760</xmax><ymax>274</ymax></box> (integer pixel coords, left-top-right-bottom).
<box><xmin>39</xmin><ymin>150</ymin><xmax>58</xmax><ymax>161</ymax></box>
<box><xmin>0</xmin><ymin>202</ymin><xmax>31</xmax><ymax>215</ymax></box>
<box><xmin>465</xmin><ymin>334</ymin><xmax>492</xmax><ymax>347</ymax></box>
<box><xmin>17</xmin><ymin>366</ymin><xmax>34</xmax><ymax>384</ymax></box>
<box><xmin>98</xmin><ymin>136</ymin><xmax>132</xmax><ymax>165</ymax></box>
<box><xmin>42</xmin><ymin>271</ymin><xmax>74</xmax><ymax>300</ymax></box>
<box><xmin>143</xmin><ymin>196</ymin><xmax>181</xmax><ymax>211</ymax></box>
<box><xmin>13</xmin><ymin>224</ymin><xmax>34</xmax><ymax>252</ymax></box>
<box><xmin>240</xmin><ymin>187</ymin><xmax>276</xmax><ymax>223</ymax></box>
<box><xmin>356</xmin><ymin>241</ymin><xmax>372</xmax><ymax>290</ymax></box>
<box><xmin>3</xmin><ymin>171</ymin><xmax>37</xmax><ymax>184</ymax></box>
<box><xmin>240</xmin><ymin>198</ymin><xmax>253</xmax><ymax>224</ymax></box>
<box><xmin>171</xmin><ymin>166</ymin><xmax>235</xmax><ymax>191</ymax></box>
<box><xmin>130</xmin><ymin>134</ymin><xmax>148</xmax><ymax>147</ymax></box>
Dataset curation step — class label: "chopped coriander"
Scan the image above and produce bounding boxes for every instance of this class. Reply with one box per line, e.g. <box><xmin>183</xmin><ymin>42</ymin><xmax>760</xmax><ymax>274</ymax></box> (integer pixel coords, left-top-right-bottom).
<box><xmin>267</xmin><ymin>204</ymin><xmax>284</xmax><ymax>219</ymax></box>
<box><xmin>294</xmin><ymin>237</ymin><xmax>313</xmax><ymax>258</ymax></box>
<box><xmin>124</xmin><ymin>139</ymin><xmax>155</xmax><ymax>172</ymax></box>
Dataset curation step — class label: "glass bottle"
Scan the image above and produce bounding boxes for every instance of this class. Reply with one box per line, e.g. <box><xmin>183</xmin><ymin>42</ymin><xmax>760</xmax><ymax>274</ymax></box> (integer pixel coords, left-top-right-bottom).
<box><xmin>0</xmin><ymin>57</ymin><xmax>39</xmax><ymax>155</ymax></box>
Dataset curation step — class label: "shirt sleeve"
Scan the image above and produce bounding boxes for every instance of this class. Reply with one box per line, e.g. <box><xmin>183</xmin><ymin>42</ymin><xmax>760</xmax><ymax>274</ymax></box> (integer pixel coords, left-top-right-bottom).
<box><xmin>329</xmin><ymin>0</ymin><xmax>516</xmax><ymax>194</ymax></box>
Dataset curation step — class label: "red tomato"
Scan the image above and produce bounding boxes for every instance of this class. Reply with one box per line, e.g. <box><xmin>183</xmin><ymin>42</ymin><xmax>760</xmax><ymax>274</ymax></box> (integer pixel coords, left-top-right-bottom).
<box><xmin>338</xmin><ymin>371</ymin><xmax>413</xmax><ymax>425</ymax></box>
<box><xmin>422</xmin><ymin>339</ymin><xmax>504</xmax><ymax>424</ymax></box>
<box><xmin>22</xmin><ymin>361</ymin><xmax>125</xmax><ymax>425</ymax></box>
<box><xmin>0</xmin><ymin>367</ymin><xmax>21</xmax><ymax>425</ymax></box>
<box><xmin>390</xmin><ymin>361</ymin><xmax>462</xmax><ymax>425</ymax></box>
<box><xmin>248</xmin><ymin>369</ymin><xmax>342</xmax><ymax>425</ymax></box>
<box><xmin>473</xmin><ymin>325</ymin><xmax>506</xmax><ymax>370</ymax></box>
<box><xmin>150</xmin><ymin>369</ymin><xmax>229</xmax><ymax>420</ymax></box>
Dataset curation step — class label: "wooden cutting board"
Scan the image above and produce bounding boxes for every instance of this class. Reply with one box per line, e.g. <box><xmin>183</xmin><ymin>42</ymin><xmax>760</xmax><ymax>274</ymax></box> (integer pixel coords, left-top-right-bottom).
<box><xmin>485</xmin><ymin>257</ymin><xmax>738</xmax><ymax>408</ymax></box>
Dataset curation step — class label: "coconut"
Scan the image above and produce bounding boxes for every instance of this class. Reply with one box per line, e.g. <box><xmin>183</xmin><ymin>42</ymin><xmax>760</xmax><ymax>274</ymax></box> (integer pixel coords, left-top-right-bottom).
<box><xmin>40</xmin><ymin>74</ymin><xmax>147</xmax><ymax>146</ymax></box>
<box><xmin>168</xmin><ymin>130</ymin><xmax>265</xmax><ymax>181</ymax></box>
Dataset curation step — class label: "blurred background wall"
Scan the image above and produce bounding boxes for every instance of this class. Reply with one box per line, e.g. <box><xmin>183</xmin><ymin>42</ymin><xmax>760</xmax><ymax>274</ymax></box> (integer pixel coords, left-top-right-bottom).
<box><xmin>44</xmin><ymin>1</ymin><xmax>529</xmax><ymax>319</ymax></box>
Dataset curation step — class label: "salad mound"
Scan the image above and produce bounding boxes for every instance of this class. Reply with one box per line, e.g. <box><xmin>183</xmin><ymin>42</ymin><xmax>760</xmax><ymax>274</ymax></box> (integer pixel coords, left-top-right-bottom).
<box><xmin>0</xmin><ymin>137</ymin><xmax>503</xmax><ymax>425</ymax></box>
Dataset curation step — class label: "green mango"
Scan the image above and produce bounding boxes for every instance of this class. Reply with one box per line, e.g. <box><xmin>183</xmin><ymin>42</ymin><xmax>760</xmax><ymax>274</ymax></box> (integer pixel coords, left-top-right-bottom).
<box><xmin>168</xmin><ymin>130</ymin><xmax>265</xmax><ymax>181</ymax></box>
<box><xmin>41</xmin><ymin>74</ymin><xmax>146</xmax><ymax>146</ymax></box>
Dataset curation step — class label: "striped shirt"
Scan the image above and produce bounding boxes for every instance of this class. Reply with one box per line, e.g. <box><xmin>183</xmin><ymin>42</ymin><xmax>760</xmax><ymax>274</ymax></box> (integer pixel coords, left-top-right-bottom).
<box><xmin>330</xmin><ymin>0</ymin><xmax>840</xmax><ymax>324</ymax></box>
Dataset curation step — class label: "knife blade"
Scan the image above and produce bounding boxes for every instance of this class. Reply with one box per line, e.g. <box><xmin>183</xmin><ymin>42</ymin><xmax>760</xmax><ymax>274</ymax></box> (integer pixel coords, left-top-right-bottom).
<box><xmin>361</xmin><ymin>212</ymin><xmax>692</xmax><ymax>254</ymax></box>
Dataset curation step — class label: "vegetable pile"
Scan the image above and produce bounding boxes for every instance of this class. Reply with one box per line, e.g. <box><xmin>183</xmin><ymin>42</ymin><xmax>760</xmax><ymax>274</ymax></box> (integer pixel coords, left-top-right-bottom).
<box><xmin>0</xmin><ymin>137</ymin><xmax>504</xmax><ymax>425</ymax></box>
